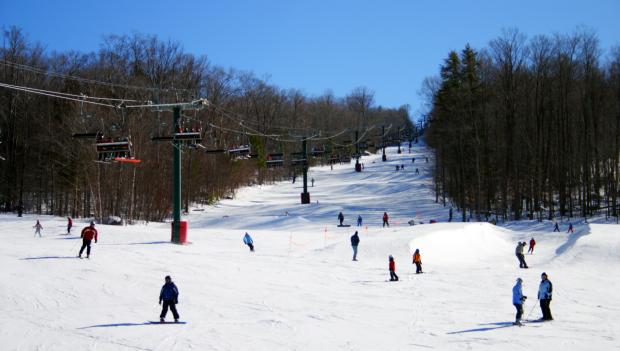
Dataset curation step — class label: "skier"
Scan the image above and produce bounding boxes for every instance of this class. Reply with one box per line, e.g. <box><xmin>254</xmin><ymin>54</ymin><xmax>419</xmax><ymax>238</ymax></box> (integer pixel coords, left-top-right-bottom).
<box><xmin>357</xmin><ymin>215</ymin><xmax>363</xmax><ymax>227</ymax></box>
<box><xmin>515</xmin><ymin>242</ymin><xmax>528</xmax><ymax>268</ymax></box>
<box><xmin>415</xmin><ymin>168</ymin><xmax>420</xmax><ymax>175</ymax></box>
<box><xmin>388</xmin><ymin>255</ymin><xmax>399</xmax><ymax>281</ymax></box>
<box><xmin>553</xmin><ymin>221</ymin><xmax>560</xmax><ymax>232</ymax></box>
<box><xmin>425</xmin><ymin>157</ymin><xmax>428</xmax><ymax>163</ymax></box>
<box><xmin>78</xmin><ymin>221</ymin><xmax>98</xmax><ymax>259</ymax></box>
<box><xmin>159</xmin><ymin>275</ymin><xmax>180</xmax><ymax>323</ymax></box>
<box><xmin>412</xmin><ymin>249</ymin><xmax>423</xmax><ymax>274</ymax></box>
<box><xmin>338</xmin><ymin>212</ymin><xmax>344</xmax><ymax>226</ymax></box>
<box><xmin>538</xmin><ymin>272</ymin><xmax>553</xmax><ymax>321</ymax></box>
<box><xmin>66</xmin><ymin>217</ymin><xmax>73</xmax><ymax>235</ymax></box>
<box><xmin>512</xmin><ymin>278</ymin><xmax>527</xmax><ymax>325</ymax></box>
<box><xmin>382</xmin><ymin>212</ymin><xmax>389</xmax><ymax>228</ymax></box>
<box><xmin>33</xmin><ymin>220</ymin><xmax>43</xmax><ymax>237</ymax></box>
<box><xmin>400</xmin><ymin>164</ymin><xmax>404</xmax><ymax>170</ymax></box>
<box><xmin>311</xmin><ymin>178</ymin><xmax>315</xmax><ymax>187</ymax></box>
<box><xmin>350</xmin><ymin>231</ymin><xmax>360</xmax><ymax>261</ymax></box>
<box><xmin>243</xmin><ymin>232</ymin><xmax>254</xmax><ymax>252</ymax></box>
<box><xmin>528</xmin><ymin>237</ymin><xmax>536</xmax><ymax>254</ymax></box>
<box><xmin>412</xmin><ymin>157</ymin><xmax>415</xmax><ymax>163</ymax></box>
<box><xmin>567</xmin><ymin>222</ymin><xmax>574</xmax><ymax>233</ymax></box>
<box><xmin>395</xmin><ymin>165</ymin><xmax>399</xmax><ymax>172</ymax></box>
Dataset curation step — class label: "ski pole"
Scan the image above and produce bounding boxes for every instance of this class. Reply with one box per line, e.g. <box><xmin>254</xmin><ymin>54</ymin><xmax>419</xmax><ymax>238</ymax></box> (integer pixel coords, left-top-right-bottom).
<box><xmin>525</xmin><ymin>300</ymin><xmax>537</xmax><ymax>321</ymax></box>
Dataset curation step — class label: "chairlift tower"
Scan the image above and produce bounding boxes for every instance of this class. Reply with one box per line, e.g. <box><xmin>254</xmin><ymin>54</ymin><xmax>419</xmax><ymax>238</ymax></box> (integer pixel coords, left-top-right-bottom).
<box><xmin>151</xmin><ymin>99</ymin><xmax>208</xmax><ymax>243</ymax></box>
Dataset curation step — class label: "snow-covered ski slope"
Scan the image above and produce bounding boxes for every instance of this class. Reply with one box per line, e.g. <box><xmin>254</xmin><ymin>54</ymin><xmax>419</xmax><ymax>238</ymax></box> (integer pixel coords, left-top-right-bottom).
<box><xmin>1</xmin><ymin>142</ymin><xmax>619</xmax><ymax>350</ymax></box>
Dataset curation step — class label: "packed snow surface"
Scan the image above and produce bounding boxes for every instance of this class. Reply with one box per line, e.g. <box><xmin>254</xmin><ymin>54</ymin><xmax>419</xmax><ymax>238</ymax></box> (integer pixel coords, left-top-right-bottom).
<box><xmin>1</xmin><ymin>142</ymin><xmax>619</xmax><ymax>350</ymax></box>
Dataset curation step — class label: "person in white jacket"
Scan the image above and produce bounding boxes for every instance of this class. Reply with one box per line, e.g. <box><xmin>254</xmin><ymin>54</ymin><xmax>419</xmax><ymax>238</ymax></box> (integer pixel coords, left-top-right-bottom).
<box><xmin>538</xmin><ymin>272</ymin><xmax>553</xmax><ymax>321</ymax></box>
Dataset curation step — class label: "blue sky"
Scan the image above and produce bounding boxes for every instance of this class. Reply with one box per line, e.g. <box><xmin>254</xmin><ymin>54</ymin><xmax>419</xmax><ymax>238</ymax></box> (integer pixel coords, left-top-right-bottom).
<box><xmin>1</xmin><ymin>0</ymin><xmax>619</xmax><ymax>117</ymax></box>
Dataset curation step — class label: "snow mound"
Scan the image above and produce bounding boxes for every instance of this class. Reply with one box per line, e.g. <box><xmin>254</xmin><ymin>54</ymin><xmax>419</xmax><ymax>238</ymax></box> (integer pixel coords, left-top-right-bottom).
<box><xmin>408</xmin><ymin>223</ymin><xmax>515</xmax><ymax>267</ymax></box>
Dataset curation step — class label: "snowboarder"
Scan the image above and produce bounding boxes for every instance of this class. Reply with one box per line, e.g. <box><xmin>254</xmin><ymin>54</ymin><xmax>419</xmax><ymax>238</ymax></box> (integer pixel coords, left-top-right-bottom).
<box><xmin>567</xmin><ymin>222</ymin><xmax>574</xmax><ymax>233</ymax></box>
<box><xmin>538</xmin><ymin>272</ymin><xmax>553</xmax><ymax>321</ymax></box>
<box><xmin>243</xmin><ymin>232</ymin><xmax>254</xmax><ymax>252</ymax></box>
<box><xmin>528</xmin><ymin>237</ymin><xmax>536</xmax><ymax>254</ymax></box>
<box><xmin>351</xmin><ymin>231</ymin><xmax>360</xmax><ymax>261</ymax></box>
<box><xmin>78</xmin><ymin>221</ymin><xmax>98</xmax><ymax>258</ymax></box>
<box><xmin>382</xmin><ymin>212</ymin><xmax>389</xmax><ymax>228</ymax></box>
<box><xmin>357</xmin><ymin>215</ymin><xmax>363</xmax><ymax>227</ymax></box>
<box><xmin>388</xmin><ymin>255</ymin><xmax>399</xmax><ymax>281</ymax></box>
<box><xmin>412</xmin><ymin>249</ymin><xmax>423</xmax><ymax>274</ymax></box>
<box><xmin>553</xmin><ymin>221</ymin><xmax>560</xmax><ymax>232</ymax></box>
<box><xmin>515</xmin><ymin>242</ymin><xmax>528</xmax><ymax>268</ymax></box>
<box><xmin>512</xmin><ymin>278</ymin><xmax>527</xmax><ymax>325</ymax></box>
<box><xmin>66</xmin><ymin>217</ymin><xmax>73</xmax><ymax>235</ymax></box>
<box><xmin>311</xmin><ymin>178</ymin><xmax>315</xmax><ymax>187</ymax></box>
<box><xmin>33</xmin><ymin>220</ymin><xmax>43</xmax><ymax>237</ymax></box>
<box><xmin>338</xmin><ymin>212</ymin><xmax>344</xmax><ymax>226</ymax></box>
<box><xmin>159</xmin><ymin>275</ymin><xmax>180</xmax><ymax>323</ymax></box>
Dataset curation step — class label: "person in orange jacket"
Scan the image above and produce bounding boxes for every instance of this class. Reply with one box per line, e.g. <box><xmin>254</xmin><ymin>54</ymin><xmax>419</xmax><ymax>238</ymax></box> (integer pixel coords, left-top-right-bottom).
<box><xmin>389</xmin><ymin>255</ymin><xmax>399</xmax><ymax>281</ymax></box>
<box><xmin>78</xmin><ymin>221</ymin><xmax>98</xmax><ymax>258</ymax></box>
<box><xmin>382</xmin><ymin>212</ymin><xmax>390</xmax><ymax>228</ymax></box>
<box><xmin>528</xmin><ymin>237</ymin><xmax>536</xmax><ymax>254</ymax></box>
<box><xmin>412</xmin><ymin>249</ymin><xmax>423</xmax><ymax>274</ymax></box>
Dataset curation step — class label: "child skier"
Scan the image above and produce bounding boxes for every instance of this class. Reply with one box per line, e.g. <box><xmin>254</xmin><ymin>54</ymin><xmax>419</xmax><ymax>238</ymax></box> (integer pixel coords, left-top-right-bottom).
<box><xmin>389</xmin><ymin>255</ymin><xmax>399</xmax><ymax>281</ymax></box>
<box><xmin>528</xmin><ymin>237</ymin><xmax>536</xmax><ymax>254</ymax></box>
<box><xmin>159</xmin><ymin>275</ymin><xmax>180</xmax><ymax>323</ymax></box>
<box><xmin>66</xmin><ymin>217</ymin><xmax>73</xmax><ymax>235</ymax></box>
<box><xmin>512</xmin><ymin>278</ymin><xmax>527</xmax><ymax>325</ymax></box>
<box><xmin>243</xmin><ymin>232</ymin><xmax>254</xmax><ymax>252</ymax></box>
<box><xmin>412</xmin><ymin>249</ymin><xmax>423</xmax><ymax>274</ymax></box>
<box><xmin>33</xmin><ymin>220</ymin><xmax>43</xmax><ymax>237</ymax></box>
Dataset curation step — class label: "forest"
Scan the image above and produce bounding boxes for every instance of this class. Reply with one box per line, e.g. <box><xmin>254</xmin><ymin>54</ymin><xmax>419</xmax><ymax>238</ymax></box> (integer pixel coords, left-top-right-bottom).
<box><xmin>0</xmin><ymin>27</ymin><xmax>413</xmax><ymax>222</ymax></box>
<box><xmin>423</xmin><ymin>28</ymin><xmax>620</xmax><ymax>222</ymax></box>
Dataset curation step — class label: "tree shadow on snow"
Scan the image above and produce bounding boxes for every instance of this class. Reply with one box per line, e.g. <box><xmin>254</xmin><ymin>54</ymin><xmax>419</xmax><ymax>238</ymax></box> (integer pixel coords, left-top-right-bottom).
<box><xmin>555</xmin><ymin>224</ymin><xmax>591</xmax><ymax>256</ymax></box>
<box><xmin>79</xmin><ymin>321</ymin><xmax>186</xmax><ymax>329</ymax></box>
<box><xmin>447</xmin><ymin>322</ymin><xmax>514</xmax><ymax>334</ymax></box>
<box><xmin>20</xmin><ymin>256</ymin><xmax>78</xmax><ymax>260</ymax></box>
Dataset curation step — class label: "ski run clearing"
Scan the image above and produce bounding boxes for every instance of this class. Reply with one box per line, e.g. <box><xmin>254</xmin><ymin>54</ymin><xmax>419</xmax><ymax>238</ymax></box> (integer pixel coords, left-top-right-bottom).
<box><xmin>1</xmin><ymin>142</ymin><xmax>619</xmax><ymax>351</ymax></box>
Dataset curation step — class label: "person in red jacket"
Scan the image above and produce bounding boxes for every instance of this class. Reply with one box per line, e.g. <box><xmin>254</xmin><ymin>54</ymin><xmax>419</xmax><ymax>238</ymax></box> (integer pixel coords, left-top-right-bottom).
<box><xmin>66</xmin><ymin>217</ymin><xmax>73</xmax><ymax>235</ymax></box>
<box><xmin>382</xmin><ymin>212</ymin><xmax>390</xmax><ymax>228</ymax></box>
<box><xmin>528</xmin><ymin>237</ymin><xmax>536</xmax><ymax>254</ymax></box>
<box><xmin>389</xmin><ymin>255</ymin><xmax>399</xmax><ymax>281</ymax></box>
<box><xmin>78</xmin><ymin>221</ymin><xmax>98</xmax><ymax>258</ymax></box>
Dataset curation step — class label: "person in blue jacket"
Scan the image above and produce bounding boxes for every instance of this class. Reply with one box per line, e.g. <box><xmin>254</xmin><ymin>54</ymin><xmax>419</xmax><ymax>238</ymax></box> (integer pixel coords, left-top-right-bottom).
<box><xmin>538</xmin><ymin>272</ymin><xmax>553</xmax><ymax>321</ymax></box>
<box><xmin>159</xmin><ymin>275</ymin><xmax>180</xmax><ymax>323</ymax></box>
<box><xmin>350</xmin><ymin>231</ymin><xmax>360</xmax><ymax>261</ymax></box>
<box><xmin>512</xmin><ymin>278</ymin><xmax>527</xmax><ymax>325</ymax></box>
<box><xmin>243</xmin><ymin>232</ymin><xmax>254</xmax><ymax>252</ymax></box>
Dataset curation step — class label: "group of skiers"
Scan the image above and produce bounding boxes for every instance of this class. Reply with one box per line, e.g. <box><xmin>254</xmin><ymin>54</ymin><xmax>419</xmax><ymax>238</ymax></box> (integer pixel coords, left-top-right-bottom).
<box><xmin>515</xmin><ymin>237</ymin><xmax>537</xmax><ymax>268</ymax></box>
<box><xmin>337</xmin><ymin>212</ymin><xmax>390</xmax><ymax>227</ymax></box>
<box><xmin>32</xmin><ymin>218</ymin><xmax>98</xmax><ymax>258</ymax></box>
<box><xmin>349</xmin><ymin>230</ymin><xmax>423</xmax><ymax>279</ymax></box>
<box><xmin>553</xmin><ymin>221</ymin><xmax>574</xmax><ymax>233</ymax></box>
<box><xmin>512</xmin><ymin>272</ymin><xmax>553</xmax><ymax>325</ymax></box>
<box><xmin>32</xmin><ymin>217</ymin><xmax>73</xmax><ymax>237</ymax></box>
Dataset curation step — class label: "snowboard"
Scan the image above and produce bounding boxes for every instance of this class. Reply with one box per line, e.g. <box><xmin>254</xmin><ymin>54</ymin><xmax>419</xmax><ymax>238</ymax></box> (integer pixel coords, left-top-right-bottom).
<box><xmin>148</xmin><ymin>321</ymin><xmax>186</xmax><ymax>325</ymax></box>
<box><xmin>337</xmin><ymin>224</ymin><xmax>351</xmax><ymax>227</ymax></box>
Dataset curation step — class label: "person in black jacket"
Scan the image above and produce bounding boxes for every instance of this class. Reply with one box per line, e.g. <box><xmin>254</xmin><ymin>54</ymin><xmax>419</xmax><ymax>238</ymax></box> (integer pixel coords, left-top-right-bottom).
<box><xmin>338</xmin><ymin>212</ymin><xmax>344</xmax><ymax>226</ymax></box>
<box><xmin>159</xmin><ymin>276</ymin><xmax>180</xmax><ymax>323</ymax></box>
<box><xmin>351</xmin><ymin>231</ymin><xmax>360</xmax><ymax>261</ymax></box>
